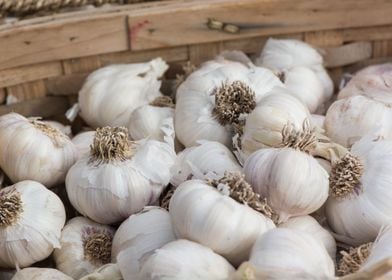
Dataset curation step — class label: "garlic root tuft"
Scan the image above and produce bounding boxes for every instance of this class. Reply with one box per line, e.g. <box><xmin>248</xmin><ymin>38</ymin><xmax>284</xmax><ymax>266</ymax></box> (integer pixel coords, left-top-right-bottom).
<box><xmin>208</xmin><ymin>172</ymin><xmax>278</xmax><ymax>223</ymax></box>
<box><xmin>213</xmin><ymin>81</ymin><xmax>256</xmax><ymax>126</ymax></box>
<box><xmin>150</xmin><ymin>96</ymin><xmax>175</xmax><ymax>108</ymax></box>
<box><xmin>330</xmin><ymin>153</ymin><xmax>364</xmax><ymax>199</ymax></box>
<box><xmin>30</xmin><ymin>118</ymin><xmax>68</xmax><ymax>147</ymax></box>
<box><xmin>280</xmin><ymin>119</ymin><xmax>317</xmax><ymax>153</ymax></box>
<box><xmin>83</xmin><ymin>230</ymin><xmax>113</xmax><ymax>267</ymax></box>
<box><xmin>338</xmin><ymin>242</ymin><xmax>373</xmax><ymax>276</ymax></box>
<box><xmin>89</xmin><ymin>127</ymin><xmax>135</xmax><ymax>164</ymax></box>
<box><xmin>0</xmin><ymin>189</ymin><xmax>22</xmax><ymax>227</ymax></box>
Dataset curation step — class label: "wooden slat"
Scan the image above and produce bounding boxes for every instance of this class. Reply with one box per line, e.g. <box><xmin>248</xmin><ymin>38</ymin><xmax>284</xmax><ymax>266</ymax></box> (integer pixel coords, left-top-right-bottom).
<box><xmin>62</xmin><ymin>56</ymin><xmax>102</xmax><ymax>74</ymax></box>
<box><xmin>127</xmin><ymin>0</ymin><xmax>392</xmax><ymax>50</ymax></box>
<box><xmin>373</xmin><ymin>40</ymin><xmax>392</xmax><ymax>58</ymax></box>
<box><xmin>6</xmin><ymin>80</ymin><xmax>47</xmax><ymax>103</ymax></box>
<box><xmin>0</xmin><ymin>62</ymin><xmax>63</xmax><ymax>88</ymax></box>
<box><xmin>189</xmin><ymin>43</ymin><xmax>222</xmax><ymax>66</ymax></box>
<box><xmin>324</xmin><ymin>42</ymin><xmax>372</xmax><ymax>68</ymax></box>
<box><xmin>344</xmin><ymin>25</ymin><xmax>392</xmax><ymax>42</ymax></box>
<box><xmin>46</xmin><ymin>73</ymin><xmax>88</xmax><ymax>96</ymax></box>
<box><xmin>0</xmin><ymin>96</ymin><xmax>70</xmax><ymax>117</ymax></box>
<box><xmin>0</xmin><ymin>88</ymin><xmax>6</xmax><ymax>104</ymax></box>
<box><xmin>0</xmin><ymin>15</ymin><xmax>128</xmax><ymax>71</ymax></box>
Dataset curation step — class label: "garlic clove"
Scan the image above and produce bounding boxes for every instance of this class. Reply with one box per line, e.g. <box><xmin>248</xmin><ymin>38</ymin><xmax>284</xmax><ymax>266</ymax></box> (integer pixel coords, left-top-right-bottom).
<box><xmin>72</xmin><ymin>131</ymin><xmax>95</xmax><ymax>160</ymax></box>
<box><xmin>0</xmin><ymin>181</ymin><xmax>66</xmax><ymax>268</ymax></box>
<box><xmin>54</xmin><ymin>216</ymin><xmax>115</xmax><ymax>279</ymax></box>
<box><xmin>43</xmin><ymin>120</ymin><xmax>73</xmax><ymax>138</ymax></box>
<box><xmin>11</xmin><ymin>268</ymin><xmax>73</xmax><ymax>280</ymax></box>
<box><xmin>137</xmin><ymin>239</ymin><xmax>235</xmax><ymax>280</ymax></box>
<box><xmin>79</xmin><ymin>263</ymin><xmax>123</xmax><ymax>280</ymax></box>
<box><xmin>311</xmin><ymin>114</ymin><xmax>326</xmax><ymax>130</ymax></box>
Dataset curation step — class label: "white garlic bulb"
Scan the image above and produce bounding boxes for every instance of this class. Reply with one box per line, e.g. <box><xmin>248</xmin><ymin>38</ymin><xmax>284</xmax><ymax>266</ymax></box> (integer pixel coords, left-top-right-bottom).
<box><xmin>325</xmin><ymin>95</ymin><xmax>392</xmax><ymax>147</ymax></box>
<box><xmin>279</xmin><ymin>215</ymin><xmax>336</xmax><ymax>259</ymax></box>
<box><xmin>170</xmin><ymin>140</ymin><xmax>241</xmax><ymax>187</ymax></box>
<box><xmin>244</xmin><ymin>148</ymin><xmax>329</xmax><ymax>223</ymax></box>
<box><xmin>113</xmin><ymin>207</ymin><xmax>176</xmax><ymax>279</ymax></box>
<box><xmin>312</xmin><ymin>114</ymin><xmax>325</xmax><ymax>129</ymax></box>
<box><xmin>79</xmin><ymin>58</ymin><xmax>168</xmax><ymax>128</ymax></box>
<box><xmin>128</xmin><ymin>97</ymin><xmax>175</xmax><ymax>142</ymax></box>
<box><xmin>72</xmin><ymin>131</ymin><xmax>95</xmax><ymax>160</ymax></box>
<box><xmin>12</xmin><ymin>268</ymin><xmax>72</xmax><ymax>280</ymax></box>
<box><xmin>0</xmin><ymin>113</ymin><xmax>77</xmax><ymax>187</ymax></box>
<box><xmin>43</xmin><ymin>120</ymin><xmax>73</xmax><ymax>138</ymax></box>
<box><xmin>80</xmin><ymin>263</ymin><xmax>123</xmax><ymax>280</ymax></box>
<box><xmin>175</xmin><ymin>58</ymin><xmax>283</xmax><ymax>148</ymax></box>
<box><xmin>0</xmin><ymin>181</ymin><xmax>66</xmax><ymax>268</ymax></box>
<box><xmin>170</xmin><ymin>174</ymin><xmax>275</xmax><ymax>266</ymax></box>
<box><xmin>54</xmin><ymin>216</ymin><xmax>115</xmax><ymax>279</ymax></box>
<box><xmin>249</xmin><ymin>228</ymin><xmax>335</xmax><ymax>279</ymax></box>
<box><xmin>66</xmin><ymin>127</ymin><xmax>175</xmax><ymax>224</ymax></box>
<box><xmin>138</xmin><ymin>239</ymin><xmax>235</xmax><ymax>280</ymax></box>
<box><xmin>326</xmin><ymin>136</ymin><xmax>392</xmax><ymax>246</ymax></box>
<box><xmin>238</xmin><ymin>87</ymin><xmax>312</xmax><ymax>162</ymax></box>
<box><xmin>255</xmin><ymin>38</ymin><xmax>333</xmax><ymax>103</ymax></box>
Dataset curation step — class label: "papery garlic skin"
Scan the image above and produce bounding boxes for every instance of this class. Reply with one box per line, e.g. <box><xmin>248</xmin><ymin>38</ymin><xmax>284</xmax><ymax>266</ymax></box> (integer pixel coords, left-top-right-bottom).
<box><xmin>80</xmin><ymin>263</ymin><xmax>123</xmax><ymax>280</ymax></box>
<box><xmin>170</xmin><ymin>140</ymin><xmax>241</xmax><ymax>187</ymax></box>
<box><xmin>279</xmin><ymin>215</ymin><xmax>336</xmax><ymax>260</ymax></box>
<box><xmin>311</xmin><ymin>114</ymin><xmax>325</xmax><ymax>129</ymax></box>
<box><xmin>0</xmin><ymin>181</ymin><xmax>66</xmax><ymax>268</ymax></box>
<box><xmin>249</xmin><ymin>228</ymin><xmax>335</xmax><ymax>279</ymax></box>
<box><xmin>170</xmin><ymin>180</ymin><xmax>275</xmax><ymax>266</ymax></box>
<box><xmin>244</xmin><ymin>148</ymin><xmax>329</xmax><ymax>223</ymax></box>
<box><xmin>43</xmin><ymin>121</ymin><xmax>72</xmax><ymax>138</ymax></box>
<box><xmin>11</xmin><ymin>268</ymin><xmax>72</xmax><ymax>280</ymax></box>
<box><xmin>128</xmin><ymin>104</ymin><xmax>175</xmax><ymax>142</ymax></box>
<box><xmin>326</xmin><ymin>137</ymin><xmax>392</xmax><ymax>246</ymax></box>
<box><xmin>113</xmin><ymin>207</ymin><xmax>176</xmax><ymax>279</ymax></box>
<box><xmin>0</xmin><ymin>113</ymin><xmax>77</xmax><ymax>187</ymax></box>
<box><xmin>79</xmin><ymin>58</ymin><xmax>168</xmax><ymax>128</ymax></box>
<box><xmin>138</xmin><ymin>239</ymin><xmax>235</xmax><ymax>280</ymax></box>
<box><xmin>72</xmin><ymin>131</ymin><xmax>95</xmax><ymax>160</ymax></box>
<box><xmin>66</xmin><ymin>128</ymin><xmax>176</xmax><ymax>224</ymax></box>
<box><xmin>239</xmin><ymin>88</ymin><xmax>311</xmax><ymax>161</ymax></box>
<box><xmin>325</xmin><ymin>95</ymin><xmax>392</xmax><ymax>147</ymax></box>
<box><xmin>54</xmin><ymin>217</ymin><xmax>115</xmax><ymax>279</ymax></box>
<box><xmin>175</xmin><ymin>58</ymin><xmax>283</xmax><ymax>148</ymax></box>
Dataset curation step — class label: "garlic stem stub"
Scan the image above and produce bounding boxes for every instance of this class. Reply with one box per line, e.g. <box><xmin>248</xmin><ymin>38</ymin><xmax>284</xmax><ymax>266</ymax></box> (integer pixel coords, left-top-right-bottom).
<box><xmin>326</xmin><ymin>136</ymin><xmax>392</xmax><ymax>246</ymax></box>
<box><xmin>78</xmin><ymin>58</ymin><xmax>168</xmax><ymax>128</ymax></box>
<box><xmin>54</xmin><ymin>217</ymin><xmax>115</xmax><ymax>279</ymax></box>
<box><xmin>169</xmin><ymin>173</ymin><xmax>275</xmax><ymax>266</ymax></box>
<box><xmin>0</xmin><ymin>113</ymin><xmax>77</xmax><ymax>187</ymax></box>
<box><xmin>337</xmin><ymin>242</ymin><xmax>373</xmax><ymax>276</ymax></box>
<box><xmin>66</xmin><ymin>126</ymin><xmax>176</xmax><ymax>224</ymax></box>
<box><xmin>0</xmin><ymin>181</ymin><xmax>66</xmax><ymax>268</ymax></box>
<box><xmin>11</xmin><ymin>268</ymin><xmax>73</xmax><ymax>280</ymax></box>
<box><xmin>138</xmin><ymin>239</ymin><xmax>235</xmax><ymax>280</ymax></box>
<box><xmin>114</xmin><ymin>207</ymin><xmax>176</xmax><ymax>279</ymax></box>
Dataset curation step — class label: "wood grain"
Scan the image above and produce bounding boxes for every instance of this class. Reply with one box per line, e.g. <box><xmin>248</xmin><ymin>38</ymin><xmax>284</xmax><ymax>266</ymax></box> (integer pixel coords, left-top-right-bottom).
<box><xmin>344</xmin><ymin>25</ymin><xmax>392</xmax><ymax>42</ymax></box>
<box><xmin>0</xmin><ymin>88</ymin><xmax>6</xmax><ymax>104</ymax></box>
<box><xmin>62</xmin><ymin>56</ymin><xmax>102</xmax><ymax>74</ymax></box>
<box><xmin>324</xmin><ymin>42</ymin><xmax>372</xmax><ymax>68</ymax></box>
<box><xmin>46</xmin><ymin>73</ymin><xmax>88</xmax><ymax>96</ymax></box>
<box><xmin>6</xmin><ymin>80</ymin><xmax>47</xmax><ymax>103</ymax></box>
<box><xmin>373</xmin><ymin>40</ymin><xmax>392</xmax><ymax>58</ymax></box>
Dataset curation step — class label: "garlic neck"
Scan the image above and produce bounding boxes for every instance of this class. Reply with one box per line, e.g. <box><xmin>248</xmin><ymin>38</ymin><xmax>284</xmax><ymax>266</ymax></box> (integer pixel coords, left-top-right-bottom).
<box><xmin>208</xmin><ymin>172</ymin><xmax>278</xmax><ymax>223</ymax></box>
<box><xmin>0</xmin><ymin>189</ymin><xmax>23</xmax><ymax>227</ymax></box>
<box><xmin>338</xmin><ymin>242</ymin><xmax>373</xmax><ymax>276</ymax></box>
<box><xmin>90</xmin><ymin>127</ymin><xmax>135</xmax><ymax>164</ymax></box>
<box><xmin>213</xmin><ymin>81</ymin><xmax>256</xmax><ymax>126</ymax></box>
<box><xmin>150</xmin><ymin>96</ymin><xmax>175</xmax><ymax>108</ymax></box>
<box><xmin>83</xmin><ymin>230</ymin><xmax>113</xmax><ymax>266</ymax></box>
<box><xmin>280</xmin><ymin>119</ymin><xmax>318</xmax><ymax>153</ymax></box>
<box><xmin>330</xmin><ymin>153</ymin><xmax>364</xmax><ymax>199</ymax></box>
<box><xmin>30</xmin><ymin>118</ymin><xmax>67</xmax><ymax>147</ymax></box>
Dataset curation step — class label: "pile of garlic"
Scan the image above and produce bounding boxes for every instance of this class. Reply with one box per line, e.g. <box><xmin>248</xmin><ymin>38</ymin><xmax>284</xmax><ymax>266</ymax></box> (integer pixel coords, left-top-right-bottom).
<box><xmin>3</xmin><ymin>41</ymin><xmax>392</xmax><ymax>280</ymax></box>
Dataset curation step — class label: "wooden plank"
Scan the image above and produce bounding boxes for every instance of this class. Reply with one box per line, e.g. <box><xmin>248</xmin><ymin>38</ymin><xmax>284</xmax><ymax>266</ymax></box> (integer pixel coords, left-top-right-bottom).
<box><xmin>63</xmin><ymin>56</ymin><xmax>102</xmax><ymax>74</ymax></box>
<box><xmin>0</xmin><ymin>15</ymin><xmax>128</xmax><ymax>70</ymax></box>
<box><xmin>189</xmin><ymin>43</ymin><xmax>222</xmax><ymax>66</ymax></box>
<box><xmin>323</xmin><ymin>42</ymin><xmax>372</xmax><ymax>68</ymax></box>
<box><xmin>0</xmin><ymin>88</ymin><xmax>6</xmax><ymax>104</ymax></box>
<box><xmin>127</xmin><ymin>0</ymin><xmax>392</xmax><ymax>50</ymax></box>
<box><xmin>46</xmin><ymin>73</ymin><xmax>88</xmax><ymax>96</ymax></box>
<box><xmin>99</xmin><ymin>46</ymin><xmax>188</xmax><ymax>65</ymax></box>
<box><xmin>0</xmin><ymin>62</ymin><xmax>63</xmax><ymax>88</ymax></box>
<box><xmin>304</xmin><ymin>30</ymin><xmax>343</xmax><ymax>47</ymax></box>
<box><xmin>6</xmin><ymin>80</ymin><xmax>47</xmax><ymax>103</ymax></box>
<box><xmin>343</xmin><ymin>25</ymin><xmax>392</xmax><ymax>42</ymax></box>
<box><xmin>0</xmin><ymin>96</ymin><xmax>70</xmax><ymax>117</ymax></box>
<box><xmin>373</xmin><ymin>40</ymin><xmax>392</xmax><ymax>58</ymax></box>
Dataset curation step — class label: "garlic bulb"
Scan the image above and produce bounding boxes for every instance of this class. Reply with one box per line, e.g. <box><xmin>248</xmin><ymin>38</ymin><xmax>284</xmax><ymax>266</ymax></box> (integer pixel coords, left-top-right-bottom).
<box><xmin>249</xmin><ymin>228</ymin><xmax>335</xmax><ymax>279</ymax></box>
<box><xmin>113</xmin><ymin>207</ymin><xmax>176</xmax><ymax>279</ymax></box>
<box><xmin>0</xmin><ymin>181</ymin><xmax>66</xmax><ymax>268</ymax></box>
<box><xmin>279</xmin><ymin>215</ymin><xmax>336</xmax><ymax>259</ymax></box>
<box><xmin>244</xmin><ymin>148</ymin><xmax>329</xmax><ymax>223</ymax></box>
<box><xmin>311</xmin><ymin>114</ymin><xmax>325</xmax><ymax>129</ymax></box>
<box><xmin>238</xmin><ymin>87</ymin><xmax>312</xmax><ymax>162</ymax></box>
<box><xmin>170</xmin><ymin>174</ymin><xmax>275</xmax><ymax>266</ymax></box>
<box><xmin>54</xmin><ymin>216</ymin><xmax>115</xmax><ymax>279</ymax></box>
<box><xmin>80</xmin><ymin>264</ymin><xmax>123</xmax><ymax>280</ymax></box>
<box><xmin>72</xmin><ymin>131</ymin><xmax>95</xmax><ymax>159</ymax></box>
<box><xmin>66</xmin><ymin>127</ymin><xmax>175</xmax><ymax>224</ymax></box>
<box><xmin>12</xmin><ymin>268</ymin><xmax>72</xmax><ymax>280</ymax></box>
<box><xmin>79</xmin><ymin>58</ymin><xmax>168</xmax><ymax>128</ymax></box>
<box><xmin>43</xmin><ymin>120</ymin><xmax>72</xmax><ymax>138</ymax></box>
<box><xmin>0</xmin><ymin>113</ymin><xmax>77</xmax><ymax>187</ymax></box>
<box><xmin>175</xmin><ymin>57</ymin><xmax>283</xmax><ymax>148</ymax></box>
<box><xmin>325</xmin><ymin>95</ymin><xmax>392</xmax><ymax>147</ymax></box>
<box><xmin>255</xmin><ymin>38</ymin><xmax>333</xmax><ymax>103</ymax></box>
<box><xmin>138</xmin><ymin>239</ymin><xmax>235</xmax><ymax>280</ymax></box>
<box><xmin>326</xmin><ymin>136</ymin><xmax>392</xmax><ymax>246</ymax></box>
<box><xmin>280</xmin><ymin>66</ymin><xmax>325</xmax><ymax>113</ymax></box>
<box><xmin>128</xmin><ymin>96</ymin><xmax>175</xmax><ymax>142</ymax></box>
<box><xmin>170</xmin><ymin>140</ymin><xmax>241</xmax><ymax>187</ymax></box>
